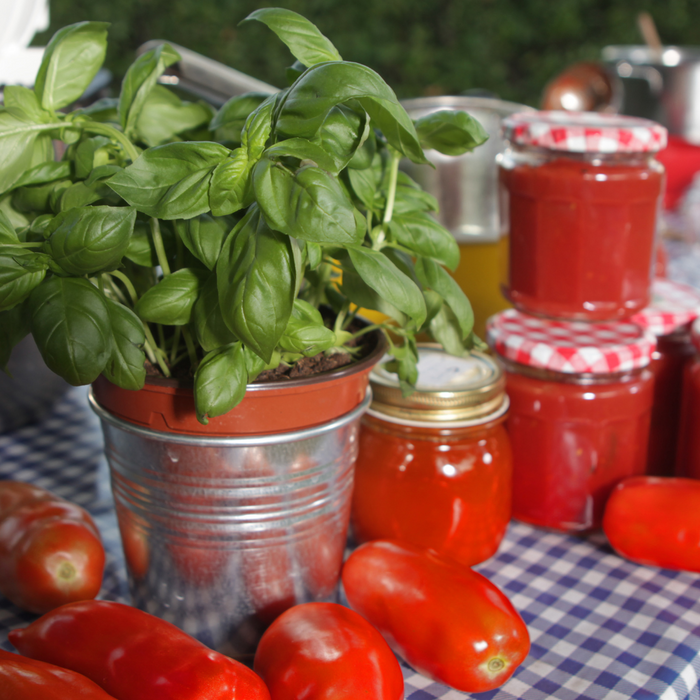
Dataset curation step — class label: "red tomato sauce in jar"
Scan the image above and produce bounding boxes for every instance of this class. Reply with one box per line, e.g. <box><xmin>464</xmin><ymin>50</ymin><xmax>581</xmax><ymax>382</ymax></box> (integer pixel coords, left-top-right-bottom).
<box><xmin>351</xmin><ymin>346</ymin><xmax>512</xmax><ymax>567</ymax></box>
<box><xmin>631</xmin><ymin>279</ymin><xmax>700</xmax><ymax>476</ymax></box>
<box><xmin>488</xmin><ymin>310</ymin><xmax>655</xmax><ymax>532</ymax></box>
<box><xmin>676</xmin><ymin>319</ymin><xmax>700</xmax><ymax>479</ymax></box>
<box><xmin>499</xmin><ymin>111</ymin><xmax>667</xmax><ymax>321</ymax></box>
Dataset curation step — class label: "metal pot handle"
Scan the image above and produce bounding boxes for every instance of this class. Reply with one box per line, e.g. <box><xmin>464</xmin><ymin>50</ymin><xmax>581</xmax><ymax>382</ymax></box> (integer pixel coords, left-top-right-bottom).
<box><xmin>136</xmin><ymin>40</ymin><xmax>278</xmax><ymax>107</ymax></box>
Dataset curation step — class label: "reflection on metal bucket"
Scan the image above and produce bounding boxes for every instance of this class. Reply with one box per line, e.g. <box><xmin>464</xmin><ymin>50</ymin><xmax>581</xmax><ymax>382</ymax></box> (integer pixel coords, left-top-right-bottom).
<box><xmin>89</xmin><ymin>390</ymin><xmax>369</xmax><ymax>661</ymax></box>
<box><xmin>401</xmin><ymin>96</ymin><xmax>533</xmax><ymax>337</ymax></box>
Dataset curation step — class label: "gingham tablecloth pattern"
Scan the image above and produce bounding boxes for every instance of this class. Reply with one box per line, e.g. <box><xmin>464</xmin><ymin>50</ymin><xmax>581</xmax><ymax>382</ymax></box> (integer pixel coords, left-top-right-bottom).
<box><xmin>2</xmin><ymin>387</ymin><xmax>700</xmax><ymax>700</ymax></box>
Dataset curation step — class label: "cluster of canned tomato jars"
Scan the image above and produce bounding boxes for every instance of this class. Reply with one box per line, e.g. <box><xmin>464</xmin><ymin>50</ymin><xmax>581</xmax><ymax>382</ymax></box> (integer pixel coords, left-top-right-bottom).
<box><xmin>351</xmin><ymin>109</ymin><xmax>700</xmax><ymax>563</ymax></box>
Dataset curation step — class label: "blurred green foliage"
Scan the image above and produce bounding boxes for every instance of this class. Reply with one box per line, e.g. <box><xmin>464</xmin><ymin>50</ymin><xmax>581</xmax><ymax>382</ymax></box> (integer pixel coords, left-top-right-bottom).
<box><xmin>33</xmin><ymin>0</ymin><xmax>700</xmax><ymax>107</ymax></box>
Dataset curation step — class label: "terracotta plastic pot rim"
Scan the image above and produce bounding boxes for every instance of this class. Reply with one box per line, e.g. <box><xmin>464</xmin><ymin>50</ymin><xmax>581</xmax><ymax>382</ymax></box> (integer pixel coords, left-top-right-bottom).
<box><xmin>142</xmin><ymin>331</ymin><xmax>387</xmax><ymax>394</ymax></box>
<box><xmin>88</xmin><ymin>387</ymin><xmax>372</xmax><ymax>446</ymax></box>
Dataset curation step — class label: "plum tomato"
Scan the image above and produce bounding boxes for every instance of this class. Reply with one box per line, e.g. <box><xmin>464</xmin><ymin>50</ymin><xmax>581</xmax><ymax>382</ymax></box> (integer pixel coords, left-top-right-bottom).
<box><xmin>342</xmin><ymin>540</ymin><xmax>530</xmax><ymax>693</ymax></box>
<box><xmin>0</xmin><ymin>480</ymin><xmax>105</xmax><ymax>613</ymax></box>
<box><xmin>603</xmin><ymin>475</ymin><xmax>700</xmax><ymax>572</ymax></box>
<box><xmin>253</xmin><ymin>601</ymin><xmax>404</xmax><ymax>700</ymax></box>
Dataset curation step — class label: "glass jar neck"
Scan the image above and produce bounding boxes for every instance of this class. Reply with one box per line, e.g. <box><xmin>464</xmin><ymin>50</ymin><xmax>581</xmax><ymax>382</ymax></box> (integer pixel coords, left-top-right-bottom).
<box><xmin>361</xmin><ymin>411</ymin><xmax>508</xmax><ymax>440</ymax></box>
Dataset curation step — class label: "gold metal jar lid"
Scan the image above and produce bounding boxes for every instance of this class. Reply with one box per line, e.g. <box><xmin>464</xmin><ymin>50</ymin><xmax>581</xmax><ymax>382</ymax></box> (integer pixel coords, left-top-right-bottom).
<box><xmin>369</xmin><ymin>345</ymin><xmax>506</xmax><ymax>424</ymax></box>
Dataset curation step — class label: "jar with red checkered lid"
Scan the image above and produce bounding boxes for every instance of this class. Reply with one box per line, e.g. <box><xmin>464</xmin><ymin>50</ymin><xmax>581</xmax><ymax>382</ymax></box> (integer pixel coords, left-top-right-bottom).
<box><xmin>498</xmin><ymin>110</ymin><xmax>667</xmax><ymax>322</ymax></box>
<box><xmin>631</xmin><ymin>278</ymin><xmax>700</xmax><ymax>476</ymax></box>
<box><xmin>487</xmin><ymin>309</ymin><xmax>656</xmax><ymax>532</ymax></box>
<box><xmin>675</xmin><ymin>317</ymin><xmax>700</xmax><ymax>480</ymax></box>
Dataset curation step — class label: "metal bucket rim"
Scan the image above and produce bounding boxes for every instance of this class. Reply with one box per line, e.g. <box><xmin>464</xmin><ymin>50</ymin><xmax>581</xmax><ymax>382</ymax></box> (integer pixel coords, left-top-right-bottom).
<box><xmin>89</xmin><ymin>387</ymin><xmax>371</xmax><ymax>446</ymax></box>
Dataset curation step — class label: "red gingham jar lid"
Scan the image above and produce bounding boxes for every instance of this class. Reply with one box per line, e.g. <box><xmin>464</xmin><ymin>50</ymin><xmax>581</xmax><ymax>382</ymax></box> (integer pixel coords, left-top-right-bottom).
<box><xmin>502</xmin><ymin>110</ymin><xmax>668</xmax><ymax>153</ymax></box>
<box><xmin>486</xmin><ymin>309</ymin><xmax>656</xmax><ymax>374</ymax></box>
<box><xmin>631</xmin><ymin>278</ymin><xmax>700</xmax><ymax>337</ymax></box>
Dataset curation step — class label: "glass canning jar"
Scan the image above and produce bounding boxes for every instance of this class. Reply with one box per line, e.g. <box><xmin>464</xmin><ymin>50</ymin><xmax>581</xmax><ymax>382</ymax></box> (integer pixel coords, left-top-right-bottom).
<box><xmin>676</xmin><ymin>319</ymin><xmax>700</xmax><ymax>479</ymax></box>
<box><xmin>498</xmin><ymin>111</ymin><xmax>667</xmax><ymax>321</ymax></box>
<box><xmin>351</xmin><ymin>346</ymin><xmax>512</xmax><ymax>567</ymax></box>
<box><xmin>487</xmin><ymin>309</ymin><xmax>656</xmax><ymax>532</ymax></box>
<box><xmin>631</xmin><ymin>279</ymin><xmax>700</xmax><ymax>476</ymax></box>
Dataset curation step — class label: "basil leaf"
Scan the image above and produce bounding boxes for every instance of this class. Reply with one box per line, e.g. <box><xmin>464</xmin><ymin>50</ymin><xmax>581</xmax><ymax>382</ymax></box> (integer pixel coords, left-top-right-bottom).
<box><xmin>280</xmin><ymin>299</ymin><xmax>336</xmax><ymax>356</ymax></box>
<box><xmin>12</xmin><ymin>161</ymin><xmax>72</xmax><ymax>189</ymax></box>
<box><xmin>415</xmin><ymin>257</ymin><xmax>474</xmax><ymax>340</ymax></box>
<box><xmin>242</xmin><ymin>97</ymin><xmax>276</xmax><ymax>163</ymax></box>
<box><xmin>28</xmin><ymin>276</ymin><xmax>113</xmax><ymax>385</ymax></box>
<box><xmin>0</xmin><ymin>111</ymin><xmax>61</xmax><ymax>196</ymax></box>
<box><xmin>56</xmin><ymin>181</ymin><xmax>113</xmax><ymax>212</ymax></box>
<box><xmin>194</xmin><ymin>342</ymin><xmax>248</xmax><ymax>424</ymax></box>
<box><xmin>173</xmin><ymin>214</ymin><xmax>228</xmax><ymax>271</ymax></box>
<box><xmin>119</xmin><ymin>43</ymin><xmax>181</xmax><ymax>136</ymax></box>
<box><xmin>124</xmin><ymin>220</ymin><xmax>156</xmax><ymax>267</ymax></box>
<box><xmin>75</xmin><ymin>97</ymin><xmax>119</xmax><ymax>123</ymax></box>
<box><xmin>414</xmin><ymin>109</ymin><xmax>489</xmax><ymax>156</ymax></box>
<box><xmin>389</xmin><ymin>211</ymin><xmax>459</xmax><ymax>270</ymax></box>
<box><xmin>136</xmin><ymin>85</ymin><xmax>213</xmax><ymax>147</ymax></box>
<box><xmin>339</xmin><ymin>265</ymin><xmax>405</xmax><ymax>324</ymax></box>
<box><xmin>74</xmin><ymin>136</ymin><xmax>108</xmax><ymax>179</ymax></box>
<box><xmin>0</xmin><ymin>210</ymin><xmax>20</xmax><ymax>245</ymax></box>
<box><xmin>276</xmin><ymin>62</ymin><xmax>427</xmax><ymax>164</ymax></box>
<box><xmin>344</xmin><ymin>155</ymin><xmax>384</xmax><ymax>212</ymax></box>
<box><xmin>34</xmin><ymin>22</ymin><xmax>110</xmax><ymax>112</ymax></box>
<box><xmin>193</xmin><ymin>273</ymin><xmax>238</xmax><ymax>352</ymax></box>
<box><xmin>305</xmin><ymin>241</ymin><xmax>322</xmax><ymax>270</ymax></box>
<box><xmin>107</xmin><ymin>142</ymin><xmax>230</xmax><ymax>219</ymax></box>
<box><xmin>242</xmin><ymin>8</ymin><xmax>341</xmax><ymax>67</ymax></box>
<box><xmin>348</xmin><ymin>246</ymin><xmax>426</xmax><ymax>327</ymax></box>
<box><xmin>209</xmin><ymin>148</ymin><xmax>251</xmax><ymax>217</ymax></box>
<box><xmin>46</xmin><ymin>206</ymin><xmax>136</xmax><ymax>275</ymax></box>
<box><xmin>210</xmin><ymin>93</ymin><xmax>271</xmax><ymax>144</ymax></box>
<box><xmin>312</xmin><ymin>104</ymin><xmax>368</xmax><ymax>173</ymax></box>
<box><xmin>264</xmin><ymin>138</ymin><xmax>338</xmax><ymax>173</ymax></box>
<box><xmin>0</xmin><ymin>252</ymin><xmax>49</xmax><ymax>311</ymax></box>
<box><xmin>102</xmin><ymin>299</ymin><xmax>146</xmax><ymax>390</ymax></box>
<box><xmin>12</xmin><ymin>181</ymin><xmax>66</xmax><ymax>214</ymax></box>
<box><xmin>216</xmin><ymin>206</ymin><xmax>295</xmax><ymax>362</ymax></box>
<box><xmin>429</xmin><ymin>304</ymin><xmax>468</xmax><ymax>357</ymax></box>
<box><xmin>253</xmin><ymin>159</ymin><xmax>362</xmax><ymax>245</ymax></box>
<box><xmin>383</xmin><ymin>337</ymin><xmax>419</xmax><ymax>390</ymax></box>
<box><xmin>0</xmin><ymin>304</ymin><xmax>31</xmax><ymax>372</ymax></box>
<box><xmin>3</xmin><ymin>86</ymin><xmax>53</xmax><ymax>123</ymax></box>
<box><xmin>135</xmin><ymin>267</ymin><xmax>208</xmax><ymax>325</ymax></box>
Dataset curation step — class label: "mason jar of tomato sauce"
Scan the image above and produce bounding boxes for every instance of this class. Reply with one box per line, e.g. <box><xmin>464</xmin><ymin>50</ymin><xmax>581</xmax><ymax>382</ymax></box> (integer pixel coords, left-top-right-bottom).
<box><xmin>631</xmin><ymin>279</ymin><xmax>700</xmax><ymax>476</ymax></box>
<box><xmin>676</xmin><ymin>319</ymin><xmax>700</xmax><ymax>479</ymax></box>
<box><xmin>487</xmin><ymin>309</ymin><xmax>655</xmax><ymax>532</ymax></box>
<box><xmin>351</xmin><ymin>345</ymin><xmax>512</xmax><ymax>567</ymax></box>
<box><xmin>499</xmin><ymin>111</ymin><xmax>667</xmax><ymax>321</ymax></box>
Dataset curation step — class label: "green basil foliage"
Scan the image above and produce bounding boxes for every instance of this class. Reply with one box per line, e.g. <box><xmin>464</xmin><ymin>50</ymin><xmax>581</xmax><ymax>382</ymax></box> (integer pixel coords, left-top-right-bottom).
<box><xmin>0</xmin><ymin>8</ymin><xmax>487</xmax><ymax>424</ymax></box>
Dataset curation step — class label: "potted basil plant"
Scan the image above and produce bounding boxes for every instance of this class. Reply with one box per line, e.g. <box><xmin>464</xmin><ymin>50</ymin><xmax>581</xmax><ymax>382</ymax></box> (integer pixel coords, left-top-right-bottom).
<box><xmin>0</xmin><ymin>9</ymin><xmax>488</xmax><ymax>656</ymax></box>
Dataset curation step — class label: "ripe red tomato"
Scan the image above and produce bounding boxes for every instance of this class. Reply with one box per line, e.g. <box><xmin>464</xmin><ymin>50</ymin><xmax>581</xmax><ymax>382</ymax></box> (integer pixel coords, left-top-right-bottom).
<box><xmin>253</xmin><ymin>602</ymin><xmax>404</xmax><ymax>700</ymax></box>
<box><xmin>342</xmin><ymin>540</ymin><xmax>530</xmax><ymax>693</ymax></box>
<box><xmin>0</xmin><ymin>480</ymin><xmax>105</xmax><ymax>613</ymax></box>
<box><xmin>0</xmin><ymin>648</ymin><xmax>118</xmax><ymax>699</ymax></box>
<box><xmin>603</xmin><ymin>476</ymin><xmax>700</xmax><ymax>571</ymax></box>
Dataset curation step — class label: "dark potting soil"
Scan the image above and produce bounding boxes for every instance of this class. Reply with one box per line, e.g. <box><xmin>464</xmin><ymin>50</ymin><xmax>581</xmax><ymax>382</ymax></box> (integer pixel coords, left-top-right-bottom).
<box><xmin>144</xmin><ymin>319</ymin><xmax>377</xmax><ymax>383</ymax></box>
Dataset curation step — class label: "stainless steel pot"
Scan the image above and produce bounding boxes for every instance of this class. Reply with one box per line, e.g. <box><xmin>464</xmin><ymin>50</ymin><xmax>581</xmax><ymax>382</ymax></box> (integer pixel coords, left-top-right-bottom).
<box><xmin>400</xmin><ymin>96</ymin><xmax>533</xmax><ymax>243</ymax></box>
<box><xmin>602</xmin><ymin>45</ymin><xmax>700</xmax><ymax>144</ymax></box>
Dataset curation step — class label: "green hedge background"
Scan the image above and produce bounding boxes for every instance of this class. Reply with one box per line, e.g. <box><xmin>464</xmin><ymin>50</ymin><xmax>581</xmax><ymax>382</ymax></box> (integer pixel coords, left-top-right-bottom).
<box><xmin>33</xmin><ymin>0</ymin><xmax>700</xmax><ymax>107</ymax></box>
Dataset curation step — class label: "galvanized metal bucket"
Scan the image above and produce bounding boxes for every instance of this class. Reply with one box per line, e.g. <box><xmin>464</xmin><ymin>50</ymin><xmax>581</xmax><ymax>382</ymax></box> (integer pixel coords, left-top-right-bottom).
<box><xmin>89</xmin><ymin>389</ymin><xmax>370</xmax><ymax>661</ymax></box>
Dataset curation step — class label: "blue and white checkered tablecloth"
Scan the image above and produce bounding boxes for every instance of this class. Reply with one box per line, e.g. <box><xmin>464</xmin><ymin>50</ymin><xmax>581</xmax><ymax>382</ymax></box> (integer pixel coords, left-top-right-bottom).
<box><xmin>1</xmin><ymin>386</ymin><xmax>700</xmax><ymax>700</ymax></box>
